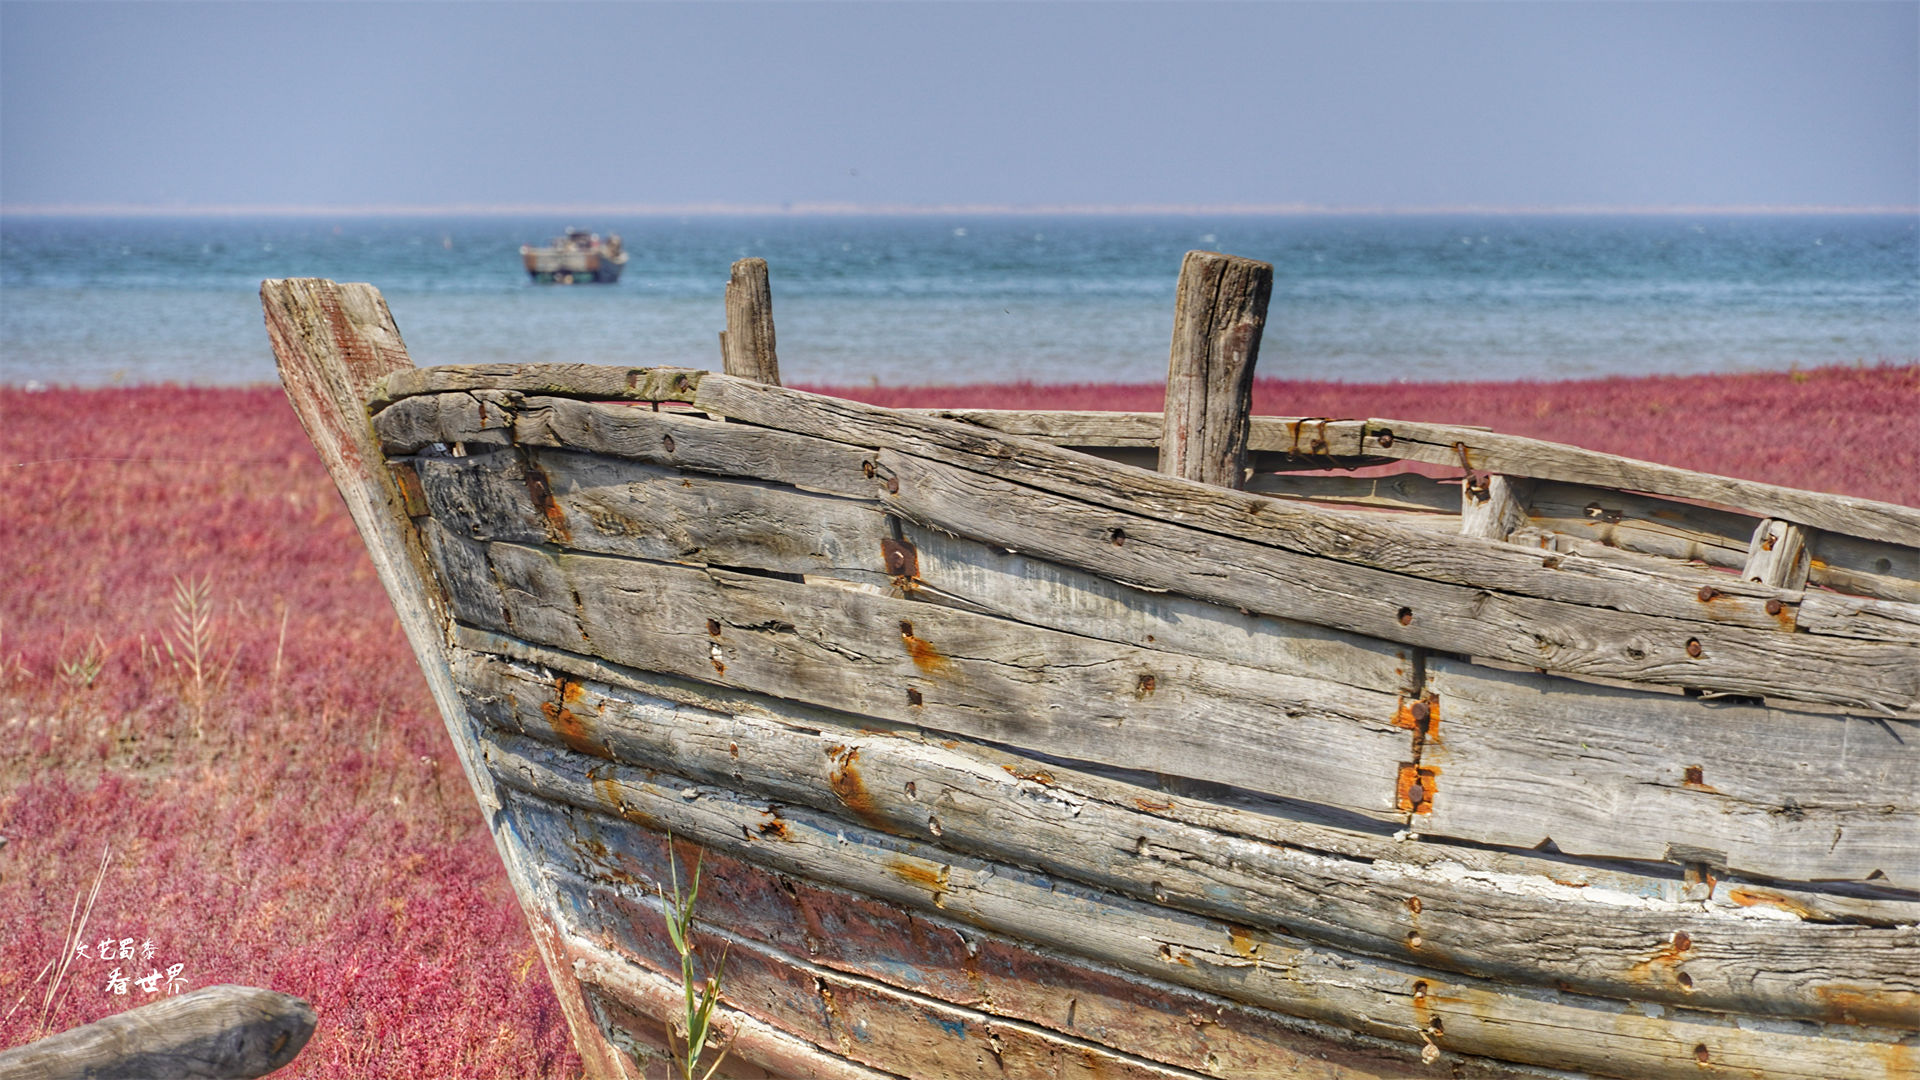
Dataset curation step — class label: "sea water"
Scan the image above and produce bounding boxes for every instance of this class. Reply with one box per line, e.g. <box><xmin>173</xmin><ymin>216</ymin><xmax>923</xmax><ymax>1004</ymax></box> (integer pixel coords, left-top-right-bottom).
<box><xmin>2</xmin><ymin>214</ymin><xmax>1914</xmax><ymax>387</ymax></box>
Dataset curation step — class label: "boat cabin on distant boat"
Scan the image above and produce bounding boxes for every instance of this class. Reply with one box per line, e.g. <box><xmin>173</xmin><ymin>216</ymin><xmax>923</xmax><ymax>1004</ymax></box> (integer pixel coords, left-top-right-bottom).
<box><xmin>520</xmin><ymin>228</ymin><xmax>627</xmax><ymax>284</ymax></box>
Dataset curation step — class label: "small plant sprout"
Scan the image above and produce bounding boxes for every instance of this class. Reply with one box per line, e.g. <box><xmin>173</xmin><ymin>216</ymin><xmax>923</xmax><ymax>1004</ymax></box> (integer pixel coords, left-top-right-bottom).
<box><xmin>162</xmin><ymin>574</ymin><xmax>240</xmax><ymax>736</ymax></box>
<box><xmin>660</xmin><ymin>838</ymin><xmax>731</xmax><ymax>1080</ymax></box>
<box><xmin>58</xmin><ymin>635</ymin><xmax>108</xmax><ymax>691</ymax></box>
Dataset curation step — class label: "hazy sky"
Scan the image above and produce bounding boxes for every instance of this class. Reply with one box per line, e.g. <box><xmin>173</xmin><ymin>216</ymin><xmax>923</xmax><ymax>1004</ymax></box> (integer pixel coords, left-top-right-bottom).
<box><xmin>2</xmin><ymin>1</ymin><xmax>1915</xmax><ymax>211</ymax></box>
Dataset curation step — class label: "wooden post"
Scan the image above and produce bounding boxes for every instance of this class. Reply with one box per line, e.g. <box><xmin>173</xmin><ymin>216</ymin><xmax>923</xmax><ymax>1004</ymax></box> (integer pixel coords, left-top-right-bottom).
<box><xmin>1744</xmin><ymin>518</ymin><xmax>1811</xmax><ymax>589</ymax></box>
<box><xmin>0</xmin><ymin>984</ymin><xmax>314</xmax><ymax>1080</ymax></box>
<box><xmin>722</xmin><ymin>257</ymin><xmax>781</xmax><ymax>385</ymax></box>
<box><xmin>1158</xmin><ymin>251</ymin><xmax>1273</xmax><ymax>488</ymax></box>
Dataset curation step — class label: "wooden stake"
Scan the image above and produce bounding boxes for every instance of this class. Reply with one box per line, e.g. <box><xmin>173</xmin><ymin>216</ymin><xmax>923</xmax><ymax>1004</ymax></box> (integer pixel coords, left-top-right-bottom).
<box><xmin>1158</xmin><ymin>251</ymin><xmax>1273</xmax><ymax>488</ymax></box>
<box><xmin>723</xmin><ymin>257</ymin><xmax>781</xmax><ymax>385</ymax></box>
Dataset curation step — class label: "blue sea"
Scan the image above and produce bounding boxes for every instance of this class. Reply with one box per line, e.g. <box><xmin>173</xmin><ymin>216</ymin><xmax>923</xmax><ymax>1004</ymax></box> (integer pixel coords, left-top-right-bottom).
<box><xmin>2</xmin><ymin>214</ymin><xmax>1915</xmax><ymax>387</ymax></box>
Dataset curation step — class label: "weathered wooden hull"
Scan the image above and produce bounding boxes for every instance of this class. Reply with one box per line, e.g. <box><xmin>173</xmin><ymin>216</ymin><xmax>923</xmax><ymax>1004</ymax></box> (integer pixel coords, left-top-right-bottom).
<box><xmin>263</xmin><ymin>278</ymin><xmax>1919</xmax><ymax>1080</ymax></box>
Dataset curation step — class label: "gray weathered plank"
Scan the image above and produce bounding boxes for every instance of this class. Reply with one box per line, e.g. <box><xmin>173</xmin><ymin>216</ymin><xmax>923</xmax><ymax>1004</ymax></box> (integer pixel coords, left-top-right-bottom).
<box><xmin>1420</xmin><ymin>657</ymin><xmax>1920</xmax><ymax>889</ymax></box>
<box><xmin>1361</xmin><ymin>418</ymin><xmax>1920</xmax><ymax>547</ymax></box>
<box><xmin>456</xmin><ymin>648</ymin><xmax>1920</xmax><ymax>1026</ymax></box>
<box><xmin>871</xmin><ymin>448</ymin><xmax>1917</xmax><ymax>709</ymax></box>
<box><xmin>365</xmin><ymin>363</ymin><xmax>1912</xmax><ymax>547</ymax></box>
<box><xmin>488</xmin><ymin>740</ymin><xmax>1909</xmax><ymax>1080</ymax></box>
<box><xmin>433</xmin><ymin>538</ymin><xmax>1412</xmax><ymax>817</ymax></box>
<box><xmin>372</xmin><ymin>363</ymin><xmax>706</xmax><ymax>412</ymax></box>
<box><xmin>546</xmin><ymin>825</ymin><xmax>1560</xmax><ymax>1080</ymax></box>
<box><xmin>412</xmin><ymin>448</ymin><xmax>895</xmax><ymax>589</ymax></box>
<box><xmin>0</xmin><ymin>985</ymin><xmax>314</xmax><ymax>1080</ymax></box>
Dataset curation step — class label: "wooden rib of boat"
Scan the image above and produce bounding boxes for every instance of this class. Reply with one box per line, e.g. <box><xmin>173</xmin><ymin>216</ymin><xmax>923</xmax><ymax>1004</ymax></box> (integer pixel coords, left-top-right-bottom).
<box><xmin>261</xmin><ymin>253</ymin><xmax>1919</xmax><ymax>1080</ymax></box>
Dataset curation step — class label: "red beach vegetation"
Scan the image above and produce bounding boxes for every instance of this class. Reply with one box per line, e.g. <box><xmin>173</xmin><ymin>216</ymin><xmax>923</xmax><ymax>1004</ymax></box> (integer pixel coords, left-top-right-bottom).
<box><xmin>0</xmin><ymin>363</ymin><xmax>1912</xmax><ymax>1076</ymax></box>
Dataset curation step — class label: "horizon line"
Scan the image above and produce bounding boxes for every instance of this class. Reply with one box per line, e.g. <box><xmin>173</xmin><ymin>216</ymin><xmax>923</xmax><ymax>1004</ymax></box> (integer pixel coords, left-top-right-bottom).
<box><xmin>5</xmin><ymin>200</ymin><xmax>1918</xmax><ymax>218</ymax></box>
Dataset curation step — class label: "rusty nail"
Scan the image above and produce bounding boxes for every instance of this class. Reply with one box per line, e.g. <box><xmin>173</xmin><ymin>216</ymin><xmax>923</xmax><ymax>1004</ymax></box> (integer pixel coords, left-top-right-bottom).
<box><xmin>886</xmin><ymin>475</ymin><xmax>900</xmax><ymax>495</ymax></box>
<box><xmin>1428</xmin><ymin>1017</ymin><xmax>1443</xmax><ymax>1037</ymax></box>
<box><xmin>1409</xmin><ymin>701</ymin><xmax>1431</xmax><ymax>724</ymax></box>
<box><xmin>862</xmin><ymin>460</ymin><xmax>877</xmax><ymax>478</ymax></box>
<box><xmin>1696</xmin><ymin>586</ymin><xmax>1719</xmax><ymax>602</ymax></box>
<box><xmin>906</xmin><ymin>687</ymin><xmax>923</xmax><ymax>707</ymax></box>
<box><xmin>1109</xmin><ymin>527</ymin><xmax>1127</xmax><ymax>546</ymax></box>
<box><xmin>1761</xmin><ymin>534</ymin><xmax>1777</xmax><ymax>551</ymax></box>
<box><xmin>1397</xmin><ymin>607</ymin><xmax>1414</xmax><ymax>626</ymax></box>
<box><xmin>1672</xmin><ymin>930</ymin><xmax>1692</xmax><ymax>951</ymax></box>
<box><xmin>661</xmin><ymin>433</ymin><xmax>676</xmax><ymax>453</ymax></box>
<box><xmin>1406</xmin><ymin>896</ymin><xmax>1423</xmax><ymax>915</ymax></box>
<box><xmin>1411</xmin><ymin>980</ymin><xmax>1427</xmax><ymax>1001</ymax></box>
<box><xmin>1765</xmin><ymin>598</ymin><xmax>1783</xmax><ymax>616</ymax></box>
<box><xmin>1684</xmin><ymin>765</ymin><xmax>1703</xmax><ymax>785</ymax></box>
<box><xmin>1694</xmin><ymin>1045</ymin><xmax>1709</xmax><ymax>1065</ymax></box>
<box><xmin>1136</xmin><ymin>673</ymin><xmax>1156</xmax><ymax>696</ymax></box>
<box><xmin>1677</xmin><ymin>972</ymin><xmax>1694</xmax><ymax>990</ymax></box>
<box><xmin>1377</xmin><ymin>429</ymin><xmax>1395</xmax><ymax>447</ymax></box>
<box><xmin>899</xmin><ymin>620</ymin><xmax>914</xmax><ymax>638</ymax></box>
<box><xmin>1409</xmin><ymin>781</ymin><xmax>1426</xmax><ymax>804</ymax></box>
<box><xmin>1406</xmin><ymin>931</ymin><xmax>1422</xmax><ymax>948</ymax></box>
<box><xmin>706</xmin><ymin>619</ymin><xmax>721</xmax><ymax>637</ymax></box>
<box><xmin>1685</xmin><ymin>638</ymin><xmax>1703</xmax><ymax>658</ymax></box>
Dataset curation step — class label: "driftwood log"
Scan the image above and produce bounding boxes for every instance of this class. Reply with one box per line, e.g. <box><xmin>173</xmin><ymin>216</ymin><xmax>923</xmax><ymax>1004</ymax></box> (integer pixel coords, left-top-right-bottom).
<box><xmin>0</xmin><ymin>984</ymin><xmax>314</xmax><ymax>1080</ymax></box>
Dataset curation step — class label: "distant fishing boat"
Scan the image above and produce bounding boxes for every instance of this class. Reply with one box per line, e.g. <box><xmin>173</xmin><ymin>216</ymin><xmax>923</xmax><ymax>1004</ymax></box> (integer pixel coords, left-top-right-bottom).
<box><xmin>520</xmin><ymin>228</ymin><xmax>627</xmax><ymax>284</ymax></box>
<box><xmin>263</xmin><ymin>255</ymin><xmax>1918</xmax><ymax>1080</ymax></box>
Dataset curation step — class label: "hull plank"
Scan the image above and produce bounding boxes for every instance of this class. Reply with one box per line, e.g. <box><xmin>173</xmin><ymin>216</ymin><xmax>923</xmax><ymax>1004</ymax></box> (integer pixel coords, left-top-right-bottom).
<box><xmin>386</xmin><ymin>391</ymin><xmax>1916</xmax><ymax>704</ymax></box>
<box><xmin>487</xmin><ymin>739</ymin><xmax>1913</xmax><ymax>1080</ymax></box>
<box><xmin>456</xmin><ymin>646</ymin><xmax>1920</xmax><ymax>1026</ymax></box>
<box><xmin>443</xmin><ymin>537</ymin><xmax>1412</xmax><ymax>817</ymax></box>
<box><xmin>1422</xmin><ymin>658</ymin><xmax>1920</xmax><ymax>889</ymax></box>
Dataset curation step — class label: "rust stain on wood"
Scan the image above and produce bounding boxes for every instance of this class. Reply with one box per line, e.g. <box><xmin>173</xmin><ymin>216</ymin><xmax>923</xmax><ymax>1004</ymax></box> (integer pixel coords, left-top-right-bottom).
<box><xmin>1725</xmin><ymin>887</ymin><xmax>1816</xmax><ymax>919</ymax></box>
<box><xmin>885</xmin><ymin>856</ymin><xmax>951</xmax><ymax>907</ymax></box>
<box><xmin>387</xmin><ymin>461</ymin><xmax>430</xmax><ymax>518</ymax></box>
<box><xmin>880</xmin><ymin>536</ymin><xmax>919</xmax><ymax>580</ymax></box>
<box><xmin>1392</xmin><ymin>696</ymin><xmax>1439</xmax><ymax>738</ymax></box>
<box><xmin>1809</xmin><ymin>984</ymin><xmax>1916</xmax><ymax>1027</ymax></box>
<box><xmin>897</xmin><ymin>620</ymin><xmax>952</xmax><ymax>676</ymax></box>
<box><xmin>540</xmin><ymin>677</ymin><xmax>605</xmax><ymax>758</ymax></box>
<box><xmin>1225</xmin><ymin>924</ymin><xmax>1263</xmax><ymax>960</ymax></box>
<box><xmin>1396</xmin><ymin>764</ymin><xmax>1438</xmax><ymax>814</ymax></box>
<box><xmin>521</xmin><ymin>458</ymin><xmax>574</xmax><ymax>545</ymax></box>
<box><xmin>826</xmin><ymin>746</ymin><xmax>892</xmax><ymax>831</ymax></box>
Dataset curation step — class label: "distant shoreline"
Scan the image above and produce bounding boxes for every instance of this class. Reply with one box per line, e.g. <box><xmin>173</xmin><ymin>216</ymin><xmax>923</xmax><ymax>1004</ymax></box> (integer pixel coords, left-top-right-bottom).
<box><xmin>6</xmin><ymin>203</ymin><xmax>1918</xmax><ymax>219</ymax></box>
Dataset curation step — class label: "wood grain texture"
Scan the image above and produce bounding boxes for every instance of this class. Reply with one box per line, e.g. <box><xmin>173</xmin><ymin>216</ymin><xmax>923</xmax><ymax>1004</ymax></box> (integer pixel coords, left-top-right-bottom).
<box><xmin>455</xmin><ymin>648</ymin><xmax>1920</xmax><ymax>1027</ymax></box>
<box><xmin>364</xmin><ymin>362</ymin><xmax>1912</xmax><ymax>547</ymax></box>
<box><xmin>722</xmin><ymin>257</ymin><xmax>781</xmax><ymax>385</ymax></box>
<box><xmin>1159</xmin><ymin>251</ymin><xmax>1272</xmax><ymax>487</ymax></box>
<box><xmin>871</xmin><ymin>447</ymin><xmax>1915</xmax><ymax>709</ymax></box>
<box><xmin>1361</xmin><ymin>418</ymin><xmax>1920</xmax><ymax>547</ymax></box>
<box><xmin>1421</xmin><ymin>657</ymin><xmax>1920</xmax><ymax>889</ymax></box>
<box><xmin>0</xmin><ymin>985</ymin><xmax>314</xmax><ymax>1080</ymax></box>
<box><xmin>437</xmin><ymin>538</ymin><xmax>1412</xmax><ymax>817</ymax></box>
<box><xmin>456</xmin><ymin>619</ymin><xmax>1920</xmax><ymax>928</ymax></box>
<box><xmin>544</xmin><ymin>823</ymin><xmax>1559</xmax><ymax>1080</ymax></box>
<box><xmin>485</xmin><ymin>739</ymin><xmax>1913</xmax><ymax>1080</ymax></box>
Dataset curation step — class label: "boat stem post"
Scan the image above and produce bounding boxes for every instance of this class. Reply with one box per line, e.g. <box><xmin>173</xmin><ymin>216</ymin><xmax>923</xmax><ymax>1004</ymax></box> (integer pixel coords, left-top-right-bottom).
<box><xmin>722</xmin><ymin>257</ymin><xmax>781</xmax><ymax>385</ymax></box>
<box><xmin>1158</xmin><ymin>250</ymin><xmax>1273</xmax><ymax>488</ymax></box>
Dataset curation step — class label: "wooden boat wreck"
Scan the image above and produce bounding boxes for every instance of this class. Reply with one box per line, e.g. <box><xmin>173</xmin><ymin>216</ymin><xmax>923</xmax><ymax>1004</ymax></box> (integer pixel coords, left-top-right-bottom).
<box><xmin>262</xmin><ymin>253</ymin><xmax>1918</xmax><ymax>1080</ymax></box>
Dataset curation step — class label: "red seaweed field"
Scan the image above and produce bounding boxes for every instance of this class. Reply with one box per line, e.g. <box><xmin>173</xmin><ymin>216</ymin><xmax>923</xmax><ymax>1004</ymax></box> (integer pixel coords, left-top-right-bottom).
<box><xmin>0</xmin><ymin>364</ymin><xmax>1913</xmax><ymax>1076</ymax></box>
